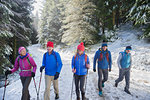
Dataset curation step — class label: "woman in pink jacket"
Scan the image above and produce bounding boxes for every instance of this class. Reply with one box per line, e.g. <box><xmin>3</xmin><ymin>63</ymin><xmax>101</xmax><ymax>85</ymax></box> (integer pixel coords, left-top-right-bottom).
<box><xmin>5</xmin><ymin>47</ymin><xmax>37</xmax><ymax>100</ymax></box>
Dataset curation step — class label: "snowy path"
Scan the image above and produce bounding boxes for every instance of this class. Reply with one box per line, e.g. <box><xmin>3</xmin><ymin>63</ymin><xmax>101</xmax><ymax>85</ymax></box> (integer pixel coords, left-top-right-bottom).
<box><xmin>0</xmin><ymin>24</ymin><xmax>150</xmax><ymax>100</ymax></box>
<box><xmin>0</xmin><ymin>45</ymin><xmax>105</xmax><ymax>100</ymax></box>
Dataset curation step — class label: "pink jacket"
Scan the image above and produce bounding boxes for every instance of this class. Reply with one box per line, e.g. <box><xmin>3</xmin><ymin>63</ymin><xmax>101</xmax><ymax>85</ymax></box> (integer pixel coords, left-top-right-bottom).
<box><xmin>11</xmin><ymin>53</ymin><xmax>37</xmax><ymax>77</ymax></box>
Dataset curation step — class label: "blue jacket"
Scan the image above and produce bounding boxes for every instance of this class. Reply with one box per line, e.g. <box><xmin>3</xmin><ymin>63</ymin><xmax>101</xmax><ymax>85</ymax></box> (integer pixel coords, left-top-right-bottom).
<box><xmin>72</xmin><ymin>52</ymin><xmax>90</xmax><ymax>75</ymax></box>
<box><xmin>42</xmin><ymin>50</ymin><xmax>63</xmax><ymax>76</ymax></box>
<box><xmin>120</xmin><ymin>51</ymin><xmax>131</xmax><ymax>68</ymax></box>
<box><xmin>93</xmin><ymin>48</ymin><xmax>112</xmax><ymax>69</ymax></box>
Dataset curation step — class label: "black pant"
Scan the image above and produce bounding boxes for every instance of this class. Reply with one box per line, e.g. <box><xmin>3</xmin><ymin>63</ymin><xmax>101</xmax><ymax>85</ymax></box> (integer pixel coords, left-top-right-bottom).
<box><xmin>98</xmin><ymin>68</ymin><xmax>108</xmax><ymax>91</ymax></box>
<box><xmin>74</xmin><ymin>74</ymin><xmax>86</xmax><ymax>98</ymax></box>
<box><xmin>20</xmin><ymin>76</ymin><xmax>32</xmax><ymax>100</ymax></box>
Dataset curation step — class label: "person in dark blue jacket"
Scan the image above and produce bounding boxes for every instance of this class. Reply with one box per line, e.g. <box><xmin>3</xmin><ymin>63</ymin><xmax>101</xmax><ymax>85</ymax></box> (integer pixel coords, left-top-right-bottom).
<box><xmin>115</xmin><ymin>46</ymin><xmax>132</xmax><ymax>95</ymax></box>
<box><xmin>40</xmin><ymin>41</ymin><xmax>63</xmax><ymax>100</ymax></box>
<box><xmin>93</xmin><ymin>43</ymin><xmax>112</xmax><ymax>96</ymax></box>
<box><xmin>72</xmin><ymin>42</ymin><xmax>90</xmax><ymax>100</ymax></box>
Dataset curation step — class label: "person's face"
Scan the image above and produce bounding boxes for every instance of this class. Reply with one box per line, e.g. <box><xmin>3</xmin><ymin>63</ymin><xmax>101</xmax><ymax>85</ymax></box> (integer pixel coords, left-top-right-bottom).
<box><xmin>102</xmin><ymin>46</ymin><xmax>107</xmax><ymax>51</ymax></box>
<box><xmin>126</xmin><ymin>50</ymin><xmax>131</xmax><ymax>54</ymax></box>
<box><xmin>47</xmin><ymin>47</ymin><xmax>53</xmax><ymax>53</ymax></box>
<box><xmin>21</xmin><ymin>49</ymin><xmax>26</xmax><ymax>56</ymax></box>
<box><xmin>78</xmin><ymin>50</ymin><xmax>83</xmax><ymax>55</ymax></box>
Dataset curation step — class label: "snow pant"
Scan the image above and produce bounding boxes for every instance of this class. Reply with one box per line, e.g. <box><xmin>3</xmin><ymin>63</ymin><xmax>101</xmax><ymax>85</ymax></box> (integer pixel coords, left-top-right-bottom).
<box><xmin>20</xmin><ymin>76</ymin><xmax>32</xmax><ymax>100</ymax></box>
<box><xmin>44</xmin><ymin>75</ymin><xmax>59</xmax><ymax>100</ymax></box>
<box><xmin>98</xmin><ymin>68</ymin><xmax>108</xmax><ymax>92</ymax></box>
<box><xmin>74</xmin><ymin>74</ymin><xmax>86</xmax><ymax>98</ymax></box>
<box><xmin>115</xmin><ymin>68</ymin><xmax>130</xmax><ymax>91</ymax></box>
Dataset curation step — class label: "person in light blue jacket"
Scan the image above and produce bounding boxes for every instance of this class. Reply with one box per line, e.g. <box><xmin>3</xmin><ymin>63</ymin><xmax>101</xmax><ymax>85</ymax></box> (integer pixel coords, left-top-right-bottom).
<box><xmin>93</xmin><ymin>43</ymin><xmax>112</xmax><ymax>96</ymax></box>
<box><xmin>115</xmin><ymin>46</ymin><xmax>132</xmax><ymax>95</ymax></box>
<box><xmin>40</xmin><ymin>41</ymin><xmax>63</xmax><ymax>100</ymax></box>
<box><xmin>72</xmin><ymin>42</ymin><xmax>90</xmax><ymax>100</ymax></box>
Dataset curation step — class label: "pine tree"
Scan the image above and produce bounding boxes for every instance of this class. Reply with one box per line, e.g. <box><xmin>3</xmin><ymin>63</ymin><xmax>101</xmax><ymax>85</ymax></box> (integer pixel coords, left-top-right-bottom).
<box><xmin>38</xmin><ymin>0</ymin><xmax>64</xmax><ymax>47</ymax></box>
<box><xmin>0</xmin><ymin>0</ymin><xmax>36</xmax><ymax>74</ymax></box>
<box><xmin>128</xmin><ymin>0</ymin><xmax>150</xmax><ymax>39</ymax></box>
<box><xmin>61</xmin><ymin>0</ymin><xmax>100</xmax><ymax>45</ymax></box>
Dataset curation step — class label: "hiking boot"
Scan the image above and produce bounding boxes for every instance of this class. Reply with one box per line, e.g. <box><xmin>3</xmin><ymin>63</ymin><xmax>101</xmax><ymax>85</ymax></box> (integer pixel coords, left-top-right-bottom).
<box><xmin>99</xmin><ymin>91</ymin><xmax>103</xmax><ymax>97</ymax></box>
<box><xmin>115</xmin><ymin>82</ymin><xmax>118</xmax><ymax>87</ymax></box>
<box><xmin>77</xmin><ymin>97</ymin><xmax>80</xmax><ymax>100</ymax></box>
<box><xmin>82</xmin><ymin>93</ymin><xmax>89</xmax><ymax>100</ymax></box>
<box><xmin>124</xmin><ymin>89</ymin><xmax>131</xmax><ymax>95</ymax></box>
<box><xmin>55</xmin><ymin>94</ymin><xmax>59</xmax><ymax>99</ymax></box>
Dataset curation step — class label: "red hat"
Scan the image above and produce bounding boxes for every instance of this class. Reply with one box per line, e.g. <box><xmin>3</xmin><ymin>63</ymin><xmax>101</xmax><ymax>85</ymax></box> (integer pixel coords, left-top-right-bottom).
<box><xmin>47</xmin><ymin>41</ymin><xmax>54</xmax><ymax>48</ymax></box>
<box><xmin>77</xmin><ymin>42</ymin><xmax>85</xmax><ymax>51</ymax></box>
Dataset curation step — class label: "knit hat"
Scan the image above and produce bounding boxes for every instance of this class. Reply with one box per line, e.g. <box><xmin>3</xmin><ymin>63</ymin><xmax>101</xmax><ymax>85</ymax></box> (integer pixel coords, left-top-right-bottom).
<box><xmin>47</xmin><ymin>41</ymin><xmax>54</xmax><ymax>48</ymax></box>
<box><xmin>18</xmin><ymin>47</ymin><xmax>26</xmax><ymax>54</ymax></box>
<box><xmin>77</xmin><ymin>42</ymin><xmax>85</xmax><ymax>51</ymax></box>
<box><xmin>102</xmin><ymin>43</ymin><xmax>108</xmax><ymax>47</ymax></box>
<box><xmin>126</xmin><ymin>46</ymin><xmax>132</xmax><ymax>50</ymax></box>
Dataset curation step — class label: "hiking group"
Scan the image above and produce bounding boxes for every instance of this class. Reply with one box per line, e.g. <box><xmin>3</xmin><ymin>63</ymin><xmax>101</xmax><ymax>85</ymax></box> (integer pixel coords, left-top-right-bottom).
<box><xmin>4</xmin><ymin>41</ymin><xmax>132</xmax><ymax>100</ymax></box>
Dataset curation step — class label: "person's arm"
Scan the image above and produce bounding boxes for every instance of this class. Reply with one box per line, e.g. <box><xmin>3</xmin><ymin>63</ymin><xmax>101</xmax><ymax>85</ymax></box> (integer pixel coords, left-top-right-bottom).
<box><xmin>109</xmin><ymin>51</ymin><xmax>112</xmax><ymax>69</ymax></box>
<box><xmin>42</xmin><ymin>53</ymin><xmax>46</xmax><ymax>67</ymax></box>
<box><xmin>71</xmin><ymin>56</ymin><xmax>75</xmax><ymax>69</ymax></box>
<box><xmin>56</xmin><ymin>53</ymin><xmax>63</xmax><ymax>73</ymax></box>
<box><xmin>117</xmin><ymin>53</ymin><xmax>122</xmax><ymax>69</ymax></box>
<box><xmin>87</xmin><ymin>56</ymin><xmax>90</xmax><ymax>64</ymax></box>
<box><xmin>129</xmin><ymin>54</ymin><xmax>132</xmax><ymax>68</ymax></box>
<box><xmin>29</xmin><ymin>57</ymin><xmax>37</xmax><ymax>73</ymax></box>
<box><xmin>93</xmin><ymin>51</ymin><xmax>98</xmax><ymax>70</ymax></box>
<box><xmin>11</xmin><ymin>57</ymin><xmax>19</xmax><ymax>73</ymax></box>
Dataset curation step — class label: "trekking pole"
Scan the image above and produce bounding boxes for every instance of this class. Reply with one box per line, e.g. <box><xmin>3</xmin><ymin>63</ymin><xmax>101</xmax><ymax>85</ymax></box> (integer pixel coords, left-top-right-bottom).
<box><xmin>2</xmin><ymin>75</ymin><xmax>8</xmax><ymax>100</ymax></box>
<box><xmin>85</xmin><ymin>69</ymin><xmax>88</xmax><ymax>92</ymax></box>
<box><xmin>37</xmin><ymin>72</ymin><xmax>42</xmax><ymax>100</ymax></box>
<box><xmin>71</xmin><ymin>73</ymin><xmax>75</xmax><ymax>100</ymax></box>
<box><xmin>33</xmin><ymin>77</ymin><xmax>38</xmax><ymax>95</ymax></box>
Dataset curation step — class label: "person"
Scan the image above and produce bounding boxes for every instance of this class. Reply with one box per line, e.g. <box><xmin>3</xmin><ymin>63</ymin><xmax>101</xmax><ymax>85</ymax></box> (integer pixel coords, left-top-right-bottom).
<box><xmin>5</xmin><ymin>46</ymin><xmax>37</xmax><ymax>100</ymax></box>
<box><xmin>93</xmin><ymin>43</ymin><xmax>112</xmax><ymax>96</ymax></box>
<box><xmin>40</xmin><ymin>41</ymin><xmax>63</xmax><ymax>100</ymax></box>
<box><xmin>72</xmin><ymin>42</ymin><xmax>90</xmax><ymax>100</ymax></box>
<box><xmin>115</xmin><ymin>46</ymin><xmax>132</xmax><ymax>94</ymax></box>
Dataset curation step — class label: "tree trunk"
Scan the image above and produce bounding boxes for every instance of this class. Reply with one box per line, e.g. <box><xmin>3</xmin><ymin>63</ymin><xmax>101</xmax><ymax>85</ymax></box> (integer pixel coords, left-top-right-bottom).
<box><xmin>113</xmin><ymin>10</ymin><xmax>116</xmax><ymax>26</ymax></box>
<box><xmin>116</xmin><ymin>1</ymin><xmax>120</xmax><ymax>28</ymax></box>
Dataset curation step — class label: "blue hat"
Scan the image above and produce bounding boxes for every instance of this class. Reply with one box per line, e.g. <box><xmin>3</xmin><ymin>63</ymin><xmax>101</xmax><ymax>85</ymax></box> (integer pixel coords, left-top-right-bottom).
<box><xmin>102</xmin><ymin>43</ymin><xmax>108</xmax><ymax>47</ymax></box>
<box><xmin>126</xmin><ymin>46</ymin><xmax>132</xmax><ymax>50</ymax></box>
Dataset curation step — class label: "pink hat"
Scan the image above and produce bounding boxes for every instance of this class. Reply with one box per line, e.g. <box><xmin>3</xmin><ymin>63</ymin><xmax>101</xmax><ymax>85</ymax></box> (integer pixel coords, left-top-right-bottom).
<box><xmin>77</xmin><ymin>42</ymin><xmax>85</xmax><ymax>51</ymax></box>
<box><xmin>47</xmin><ymin>41</ymin><xmax>54</xmax><ymax>48</ymax></box>
<box><xmin>18</xmin><ymin>47</ymin><xmax>26</xmax><ymax>54</ymax></box>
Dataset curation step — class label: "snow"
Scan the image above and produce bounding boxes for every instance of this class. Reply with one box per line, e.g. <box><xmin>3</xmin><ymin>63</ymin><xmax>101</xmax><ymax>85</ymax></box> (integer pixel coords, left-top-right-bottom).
<box><xmin>0</xmin><ymin>24</ymin><xmax>150</xmax><ymax>100</ymax></box>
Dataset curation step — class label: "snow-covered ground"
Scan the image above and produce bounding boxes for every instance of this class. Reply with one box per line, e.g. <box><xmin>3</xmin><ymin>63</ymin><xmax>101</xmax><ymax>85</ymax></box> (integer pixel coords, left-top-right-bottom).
<box><xmin>0</xmin><ymin>24</ymin><xmax>150</xmax><ymax>100</ymax></box>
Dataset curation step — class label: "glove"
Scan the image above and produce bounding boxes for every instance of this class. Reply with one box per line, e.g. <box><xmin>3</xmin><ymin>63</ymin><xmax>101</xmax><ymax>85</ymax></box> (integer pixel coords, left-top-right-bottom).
<box><xmin>31</xmin><ymin>72</ymin><xmax>35</xmax><ymax>77</ymax></box>
<box><xmin>93</xmin><ymin>69</ymin><xmax>96</xmax><ymax>72</ymax></box>
<box><xmin>109</xmin><ymin>69</ymin><xmax>111</xmax><ymax>72</ymax></box>
<box><xmin>40</xmin><ymin>66</ymin><xmax>45</xmax><ymax>72</ymax></box>
<box><xmin>5</xmin><ymin>70</ymin><xmax>12</xmax><ymax>76</ymax></box>
<box><xmin>54</xmin><ymin>72</ymin><xmax>60</xmax><ymax>80</ymax></box>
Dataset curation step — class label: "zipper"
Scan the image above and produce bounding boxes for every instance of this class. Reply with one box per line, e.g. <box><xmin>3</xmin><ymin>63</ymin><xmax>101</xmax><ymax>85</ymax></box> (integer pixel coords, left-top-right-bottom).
<box><xmin>22</xmin><ymin>59</ymin><xmax>25</xmax><ymax>76</ymax></box>
<box><xmin>22</xmin><ymin>59</ymin><xmax>25</xmax><ymax>69</ymax></box>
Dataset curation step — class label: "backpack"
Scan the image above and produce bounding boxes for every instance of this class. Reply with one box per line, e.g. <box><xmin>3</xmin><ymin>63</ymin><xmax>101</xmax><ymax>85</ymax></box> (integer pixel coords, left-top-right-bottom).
<box><xmin>74</xmin><ymin>54</ymin><xmax>88</xmax><ymax>67</ymax></box>
<box><xmin>17</xmin><ymin>55</ymin><xmax>32</xmax><ymax>67</ymax></box>
<box><xmin>99</xmin><ymin>48</ymin><xmax>109</xmax><ymax>62</ymax></box>
<box><xmin>44</xmin><ymin>51</ymin><xmax>57</xmax><ymax>64</ymax></box>
<box><xmin>17</xmin><ymin>54</ymin><xmax>33</xmax><ymax>71</ymax></box>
